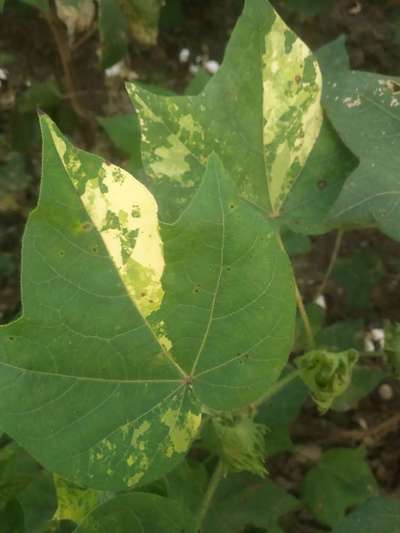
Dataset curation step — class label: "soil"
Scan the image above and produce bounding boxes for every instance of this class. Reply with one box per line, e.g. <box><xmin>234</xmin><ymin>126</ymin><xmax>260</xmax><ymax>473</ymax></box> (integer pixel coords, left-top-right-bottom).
<box><xmin>1</xmin><ymin>1</ymin><xmax>400</xmax><ymax>531</ymax></box>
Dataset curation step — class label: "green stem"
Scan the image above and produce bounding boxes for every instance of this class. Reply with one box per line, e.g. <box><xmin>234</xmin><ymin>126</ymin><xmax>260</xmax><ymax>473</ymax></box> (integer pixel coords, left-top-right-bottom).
<box><xmin>279</xmin><ymin>233</ymin><xmax>315</xmax><ymax>351</ymax></box>
<box><xmin>315</xmin><ymin>229</ymin><xmax>344</xmax><ymax>300</ymax></box>
<box><xmin>295</xmin><ymin>282</ymin><xmax>315</xmax><ymax>351</ymax></box>
<box><xmin>193</xmin><ymin>461</ymin><xmax>225</xmax><ymax>533</ymax></box>
<box><xmin>253</xmin><ymin>368</ymin><xmax>301</xmax><ymax>408</ymax></box>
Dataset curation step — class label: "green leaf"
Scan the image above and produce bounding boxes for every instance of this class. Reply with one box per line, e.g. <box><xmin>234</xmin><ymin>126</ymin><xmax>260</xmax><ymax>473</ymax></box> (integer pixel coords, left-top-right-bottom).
<box><xmin>184</xmin><ymin>69</ymin><xmax>211</xmax><ymax>96</ymax></box>
<box><xmin>281</xmin><ymin>229</ymin><xmax>311</xmax><ymax>256</ymax></box>
<box><xmin>331</xmin><ymin>366</ymin><xmax>387</xmax><ymax>412</ymax></box>
<box><xmin>0</xmin><ymin>115</ymin><xmax>295</xmax><ymax>490</ymax></box>
<box><xmin>332</xmin><ymin>497</ymin><xmax>400</xmax><ymax>533</ymax></box>
<box><xmin>17</xmin><ymin>80</ymin><xmax>61</xmax><ymax>114</ymax></box>
<box><xmin>316</xmin><ymin>319</ymin><xmax>363</xmax><ymax>352</ymax></box>
<box><xmin>256</xmin><ymin>369</ymin><xmax>308</xmax><ymax>455</ymax></box>
<box><xmin>98</xmin><ymin>113</ymin><xmax>142</xmax><ymax>172</ymax></box>
<box><xmin>127</xmin><ymin>0</ymin><xmax>323</xmax><ymax>223</ymax></box>
<box><xmin>116</xmin><ymin>0</ymin><xmax>163</xmax><ymax>46</ymax></box>
<box><xmin>0</xmin><ymin>444</ymin><xmax>37</xmax><ymax>509</ymax></box>
<box><xmin>164</xmin><ymin>459</ymin><xmax>207</xmax><ymax>513</ymax></box>
<box><xmin>18</xmin><ymin>470</ymin><xmax>57</xmax><ymax>533</ymax></box>
<box><xmin>300</xmin><ymin>448</ymin><xmax>378</xmax><ymax>528</ymax></box>
<box><xmin>205</xmin><ymin>472</ymin><xmax>300</xmax><ymax>533</ymax></box>
<box><xmin>98</xmin><ymin>0</ymin><xmax>128</xmax><ymax>68</ymax></box>
<box><xmin>53</xmin><ymin>475</ymin><xmax>108</xmax><ymax>525</ymax></box>
<box><xmin>0</xmin><ymin>498</ymin><xmax>25</xmax><ymax>533</ymax></box>
<box><xmin>323</xmin><ymin>69</ymin><xmax>400</xmax><ymax>241</ymax></box>
<box><xmin>0</xmin><ymin>443</ymin><xmax>57</xmax><ymax>532</ymax></box>
<box><xmin>0</xmin><ymin>0</ymin><xmax>5</xmax><ymax>12</ymax></box>
<box><xmin>317</xmin><ymin>35</ymin><xmax>350</xmax><ymax>74</ymax></box>
<box><xmin>74</xmin><ymin>492</ymin><xmax>191</xmax><ymax>533</ymax></box>
<box><xmin>296</xmin><ymin>349</ymin><xmax>359</xmax><ymax>412</ymax></box>
<box><xmin>332</xmin><ymin>250</ymin><xmax>383</xmax><ymax>311</ymax></box>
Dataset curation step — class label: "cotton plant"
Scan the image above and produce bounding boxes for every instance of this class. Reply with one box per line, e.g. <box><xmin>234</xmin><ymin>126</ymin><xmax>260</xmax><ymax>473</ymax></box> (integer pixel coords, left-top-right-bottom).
<box><xmin>0</xmin><ymin>0</ymin><xmax>399</xmax><ymax>531</ymax></box>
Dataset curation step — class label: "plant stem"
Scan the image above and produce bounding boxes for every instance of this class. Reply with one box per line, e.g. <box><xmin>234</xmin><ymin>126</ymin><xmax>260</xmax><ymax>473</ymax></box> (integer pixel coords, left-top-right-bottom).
<box><xmin>279</xmin><ymin>233</ymin><xmax>315</xmax><ymax>351</ymax></box>
<box><xmin>253</xmin><ymin>368</ymin><xmax>301</xmax><ymax>408</ymax></box>
<box><xmin>295</xmin><ymin>282</ymin><xmax>315</xmax><ymax>351</ymax></box>
<box><xmin>315</xmin><ymin>229</ymin><xmax>344</xmax><ymax>299</ymax></box>
<box><xmin>193</xmin><ymin>461</ymin><xmax>225</xmax><ymax>533</ymax></box>
<box><xmin>43</xmin><ymin>5</ymin><xmax>87</xmax><ymax>120</ymax></box>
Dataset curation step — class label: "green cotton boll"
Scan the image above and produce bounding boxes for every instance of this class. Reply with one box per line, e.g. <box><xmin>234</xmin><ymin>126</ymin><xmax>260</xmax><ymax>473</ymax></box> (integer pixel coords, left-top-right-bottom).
<box><xmin>209</xmin><ymin>415</ymin><xmax>268</xmax><ymax>478</ymax></box>
<box><xmin>384</xmin><ymin>321</ymin><xmax>400</xmax><ymax>378</ymax></box>
<box><xmin>296</xmin><ymin>349</ymin><xmax>359</xmax><ymax>413</ymax></box>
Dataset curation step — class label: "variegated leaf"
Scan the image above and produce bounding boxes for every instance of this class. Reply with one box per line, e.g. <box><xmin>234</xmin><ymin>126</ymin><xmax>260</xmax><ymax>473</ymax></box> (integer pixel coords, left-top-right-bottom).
<box><xmin>128</xmin><ymin>0</ymin><xmax>323</xmax><ymax>222</ymax></box>
<box><xmin>0</xmin><ymin>115</ymin><xmax>295</xmax><ymax>490</ymax></box>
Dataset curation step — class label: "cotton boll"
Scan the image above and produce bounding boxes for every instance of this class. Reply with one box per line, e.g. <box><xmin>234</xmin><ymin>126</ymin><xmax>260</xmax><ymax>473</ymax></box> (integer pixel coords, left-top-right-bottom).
<box><xmin>371</xmin><ymin>328</ymin><xmax>385</xmax><ymax>345</ymax></box>
<box><xmin>314</xmin><ymin>294</ymin><xmax>327</xmax><ymax>310</ymax></box>
<box><xmin>379</xmin><ymin>384</ymin><xmax>394</xmax><ymax>401</ymax></box>
<box><xmin>364</xmin><ymin>338</ymin><xmax>375</xmax><ymax>352</ymax></box>
<box><xmin>179</xmin><ymin>48</ymin><xmax>190</xmax><ymax>63</ymax></box>
<box><xmin>204</xmin><ymin>60</ymin><xmax>220</xmax><ymax>74</ymax></box>
<box><xmin>105</xmin><ymin>61</ymin><xmax>124</xmax><ymax>78</ymax></box>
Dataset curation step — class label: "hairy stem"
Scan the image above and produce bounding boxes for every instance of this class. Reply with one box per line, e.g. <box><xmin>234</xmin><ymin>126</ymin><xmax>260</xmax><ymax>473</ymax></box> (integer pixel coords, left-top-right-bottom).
<box><xmin>295</xmin><ymin>282</ymin><xmax>315</xmax><ymax>351</ymax></box>
<box><xmin>193</xmin><ymin>461</ymin><xmax>225</xmax><ymax>533</ymax></box>
<box><xmin>315</xmin><ymin>229</ymin><xmax>344</xmax><ymax>299</ymax></box>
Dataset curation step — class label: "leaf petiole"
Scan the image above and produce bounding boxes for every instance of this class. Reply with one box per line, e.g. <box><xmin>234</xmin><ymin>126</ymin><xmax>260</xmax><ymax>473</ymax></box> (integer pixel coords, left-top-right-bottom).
<box><xmin>193</xmin><ymin>460</ymin><xmax>226</xmax><ymax>533</ymax></box>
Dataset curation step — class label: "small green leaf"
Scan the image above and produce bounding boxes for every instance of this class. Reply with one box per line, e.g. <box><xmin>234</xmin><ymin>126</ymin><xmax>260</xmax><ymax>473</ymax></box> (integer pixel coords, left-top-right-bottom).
<box><xmin>301</xmin><ymin>448</ymin><xmax>378</xmax><ymax>528</ymax></box>
<box><xmin>74</xmin><ymin>493</ymin><xmax>192</xmax><ymax>533</ymax></box>
<box><xmin>205</xmin><ymin>472</ymin><xmax>300</xmax><ymax>533</ymax></box>
<box><xmin>296</xmin><ymin>349</ymin><xmax>359</xmax><ymax>412</ymax></box>
<box><xmin>332</xmin><ymin>497</ymin><xmax>400</xmax><ymax>533</ymax></box>
<box><xmin>98</xmin><ymin>0</ymin><xmax>128</xmax><ymax>68</ymax></box>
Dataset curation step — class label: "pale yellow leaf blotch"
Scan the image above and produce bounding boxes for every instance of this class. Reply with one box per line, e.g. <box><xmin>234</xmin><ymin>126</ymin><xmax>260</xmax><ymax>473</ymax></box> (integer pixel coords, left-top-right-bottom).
<box><xmin>263</xmin><ymin>14</ymin><xmax>323</xmax><ymax>213</ymax></box>
<box><xmin>160</xmin><ymin>406</ymin><xmax>201</xmax><ymax>458</ymax></box>
<box><xmin>46</xmin><ymin>118</ymin><xmax>165</xmax><ymax>320</ymax></box>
